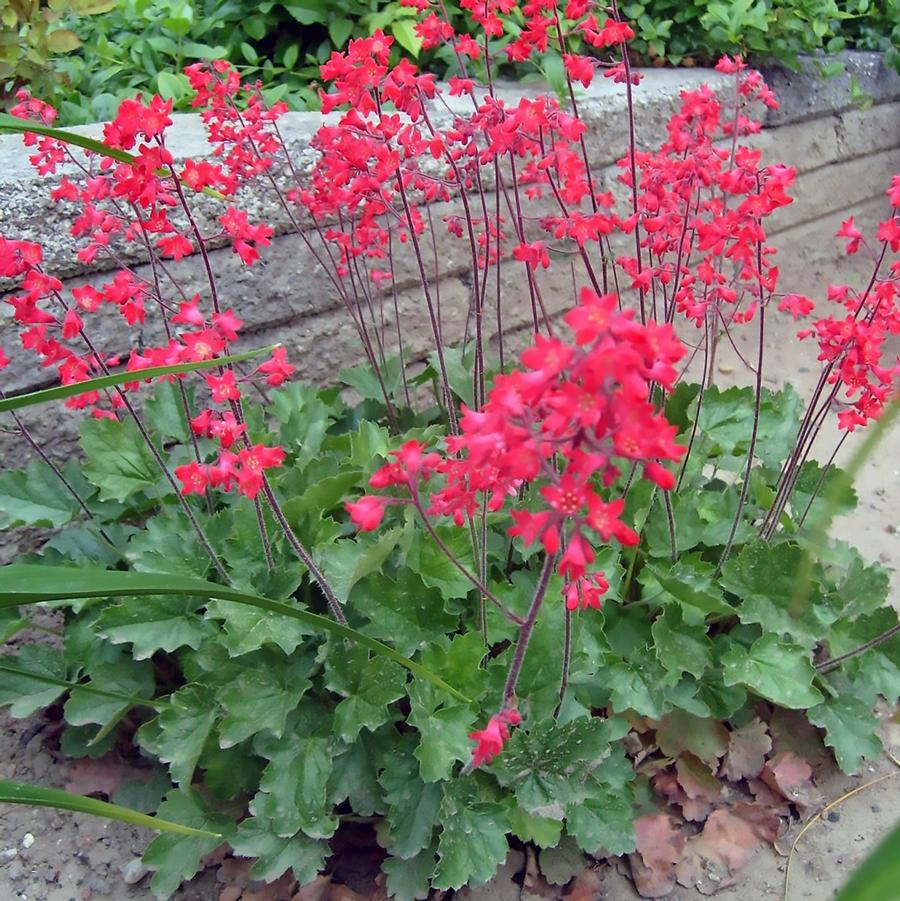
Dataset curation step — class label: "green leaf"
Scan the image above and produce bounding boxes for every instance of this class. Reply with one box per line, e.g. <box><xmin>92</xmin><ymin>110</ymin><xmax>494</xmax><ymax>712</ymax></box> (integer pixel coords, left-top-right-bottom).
<box><xmin>96</xmin><ymin>596</ymin><xmax>215</xmax><ymax>659</ymax></box>
<box><xmin>231</xmin><ymin>818</ymin><xmax>329</xmax><ymax>884</ymax></box>
<box><xmin>391</xmin><ymin>18</ymin><xmax>423</xmax><ymax>56</ymax></box>
<box><xmin>420</xmin><ymin>632</ymin><xmax>489</xmax><ymax>703</ymax></box>
<box><xmin>64</xmin><ymin>658</ymin><xmax>156</xmax><ymax>733</ymax></box>
<box><xmin>316</xmin><ymin>528</ymin><xmax>403</xmax><ymax>605</ymax></box>
<box><xmin>408</xmin><ymin>682</ymin><xmax>476</xmax><ymax>782</ymax></box>
<box><xmin>205</xmin><ymin>599</ymin><xmax>311</xmax><ymax>657</ymax></box>
<box><xmin>721</xmin><ymin>541</ymin><xmax>830</xmax><ymax>647</ymax></box>
<box><xmin>0</xmin><ymin>565</ymin><xmax>469</xmax><ymax>702</ymax></box>
<box><xmin>0</xmin><ymin>459</ymin><xmax>86</xmax><ymax>529</ymax></box>
<box><xmin>328</xmin><ymin>17</ymin><xmax>353</xmax><ymax>46</ymax></box>
<box><xmin>125</xmin><ymin>514</ymin><xmax>210</xmax><ymax>577</ymax></box>
<box><xmin>567</xmin><ymin>791</ymin><xmax>636</xmax><ymax>856</ymax></box>
<box><xmin>380</xmin><ymin>749</ymin><xmax>443</xmax><ymax>858</ymax></box>
<box><xmin>383</xmin><ymin>845</ymin><xmax>437</xmax><ymax>901</ymax></box>
<box><xmin>0</xmin><ymin>346</ymin><xmax>271</xmax><ymax>413</ymax></box>
<box><xmin>251</xmin><ymin>703</ymin><xmax>337</xmax><ymax>840</ymax></box>
<box><xmin>606</xmin><ymin>653</ymin><xmax>671</xmax><ymax>718</ymax></box>
<box><xmin>720</xmin><ymin>633</ymin><xmax>823</xmax><ymax>708</ymax></box>
<box><xmin>0</xmin><ymin>646</ymin><xmax>66</xmax><ymax>717</ymax></box>
<box><xmin>329</xmin><ymin>732</ymin><xmax>386</xmax><ymax>817</ymax></box>
<box><xmin>646</xmin><ymin>557</ymin><xmax>735</xmax><ymax>617</ymax></box>
<box><xmin>218</xmin><ymin>654</ymin><xmax>313</xmax><ymax>747</ymax></box>
<box><xmin>651</xmin><ymin>606</ymin><xmax>713</xmax><ymax>682</ymax></box>
<box><xmin>492</xmin><ymin>717</ymin><xmax>621</xmax><ymax>817</ymax></box>
<box><xmin>325</xmin><ymin>647</ymin><xmax>406</xmax><ymax>742</ymax></box>
<box><xmin>143</xmin><ymin>789</ymin><xmax>233</xmax><ymax>898</ymax></box>
<box><xmin>137</xmin><ymin>685</ymin><xmax>217</xmax><ymax>785</ymax></box>
<box><xmin>539</xmin><ymin>835</ymin><xmax>587</xmax><ymax>885</ymax></box>
<box><xmin>433</xmin><ymin>780</ymin><xmax>509</xmax><ymax>890</ymax></box>
<box><xmin>79</xmin><ymin>417</ymin><xmax>157</xmax><ymax>503</ymax></box>
<box><xmin>407</xmin><ymin>525</ymin><xmax>476</xmax><ymax>599</ymax></box>
<box><xmin>807</xmin><ymin>694</ymin><xmax>882</xmax><ymax>775</ymax></box>
<box><xmin>352</xmin><ymin>571</ymin><xmax>459</xmax><ymax>658</ymax></box>
<box><xmin>0</xmin><ymin>779</ymin><xmax>220</xmax><ymax>837</ymax></box>
<box><xmin>508</xmin><ymin>807</ymin><xmax>563</xmax><ymax>849</ymax></box>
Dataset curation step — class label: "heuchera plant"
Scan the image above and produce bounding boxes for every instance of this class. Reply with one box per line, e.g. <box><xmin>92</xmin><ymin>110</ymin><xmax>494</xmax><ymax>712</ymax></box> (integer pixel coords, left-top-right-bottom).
<box><xmin>0</xmin><ymin>0</ymin><xmax>898</xmax><ymax>896</ymax></box>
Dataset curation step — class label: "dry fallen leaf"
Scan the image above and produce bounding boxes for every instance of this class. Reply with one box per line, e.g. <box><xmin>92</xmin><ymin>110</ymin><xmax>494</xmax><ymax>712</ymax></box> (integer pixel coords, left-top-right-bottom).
<box><xmin>721</xmin><ymin>718</ymin><xmax>772</xmax><ymax>782</ymax></box>
<box><xmin>291</xmin><ymin>875</ymin><xmax>332</xmax><ymax>901</ymax></box>
<box><xmin>655</xmin><ymin>712</ymin><xmax>730</xmax><ymax>768</ymax></box>
<box><xmin>676</xmin><ymin>753</ymin><xmax>724</xmax><ymax>815</ymax></box>
<box><xmin>674</xmin><ymin>809</ymin><xmax>762</xmax><ymax>895</ymax></box>
<box><xmin>761</xmin><ymin>751</ymin><xmax>822</xmax><ymax>813</ymax></box>
<box><xmin>768</xmin><ymin>709</ymin><xmax>828</xmax><ymax>768</ymax></box>
<box><xmin>63</xmin><ymin>756</ymin><xmax>146</xmax><ymax>797</ymax></box>
<box><xmin>563</xmin><ymin>868</ymin><xmax>603</xmax><ymax>901</ymax></box>
<box><xmin>730</xmin><ymin>801</ymin><xmax>782</xmax><ymax>844</ymax></box>
<box><xmin>628</xmin><ymin>813</ymin><xmax>686</xmax><ymax>898</ymax></box>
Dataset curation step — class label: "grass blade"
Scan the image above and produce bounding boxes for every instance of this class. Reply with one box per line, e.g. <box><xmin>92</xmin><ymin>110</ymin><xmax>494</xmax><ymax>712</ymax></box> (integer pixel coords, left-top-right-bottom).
<box><xmin>0</xmin><ymin>660</ymin><xmax>165</xmax><ymax>710</ymax></box>
<box><xmin>0</xmin><ymin>565</ymin><xmax>471</xmax><ymax>703</ymax></box>
<box><xmin>0</xmin><ymin>112</ymin><xmax>226</xmax><ymax>200</ymax></box>
<box><xmin>0</xmin><ymin>346</ymin><xmax>275</xmax><ymax>414</ymax></box>
<box><xmin>0</xmin><ymin>779</ymin><xmax>220</xmax><ymax>837</ymax></box>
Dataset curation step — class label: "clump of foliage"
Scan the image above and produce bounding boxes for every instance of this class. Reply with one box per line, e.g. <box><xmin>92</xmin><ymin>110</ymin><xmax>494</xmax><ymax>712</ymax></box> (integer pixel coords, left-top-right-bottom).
<box><xmin>0</xmin><ymin>1</ymin><xmax>899</xmax><ymax>898</ymax></box>
<box><xmin>6</xmin><ymin>0</ymin><xmax>900</xmax><ymax>124</ymax></box>
<box><xmin>622</xmin><ymin>0</ymin><xmax>900</xmax><ymax>71</ymax></box>
<box><xmin>0</xmin><ymin>0</ymin><xmax>117</xmax><ymax>108</ymax></box>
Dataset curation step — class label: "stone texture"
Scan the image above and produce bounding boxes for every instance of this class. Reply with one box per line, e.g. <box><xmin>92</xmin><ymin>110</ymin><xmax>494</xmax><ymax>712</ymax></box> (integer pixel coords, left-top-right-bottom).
<box><xmin>760</xmin><ymin>51</ymin><xmax>900</xmax><ymax>126</ymax></box>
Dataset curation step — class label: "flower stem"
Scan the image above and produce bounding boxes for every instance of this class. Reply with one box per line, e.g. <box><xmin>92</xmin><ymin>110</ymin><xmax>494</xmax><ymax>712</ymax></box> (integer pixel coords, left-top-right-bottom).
<box><xmin>503</xmin><ymin>552</ymin><xmax>556</xmax><ymax>709</ymax></box>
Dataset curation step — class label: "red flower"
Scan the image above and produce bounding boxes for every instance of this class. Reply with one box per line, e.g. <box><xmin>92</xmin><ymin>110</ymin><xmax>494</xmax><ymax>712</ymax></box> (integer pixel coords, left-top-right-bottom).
<box><xmin>468</xmin><ymin>708</ymin><xmax>522</xmax><ymax>768</ymax></box>
<box><xmin>346</xmin><ymin>496</ymin><xmax>386</xmax><ymax>531</ymax></box>
<box><xmin>175</xmin><ymin>461</ymin><xmax>209</xmax><ymax>496</ymax></box>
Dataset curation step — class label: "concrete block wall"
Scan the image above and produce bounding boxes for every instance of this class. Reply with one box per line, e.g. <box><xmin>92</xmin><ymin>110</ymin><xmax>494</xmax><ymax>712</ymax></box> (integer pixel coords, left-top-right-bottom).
<box><xmin>1</xmin><ymin>53</ymin><xmax>898</xmax><ymax>465</ymax></box>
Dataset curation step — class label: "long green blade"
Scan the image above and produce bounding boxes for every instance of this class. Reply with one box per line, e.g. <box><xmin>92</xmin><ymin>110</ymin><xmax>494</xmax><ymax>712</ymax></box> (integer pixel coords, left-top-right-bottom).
<box><xmin>0</xmin><ymin>779</ymin><xmax>220</xmax><ymax>838</ymax></box>
<box><xmin>836</xmin><ymin>819</ymin><xmax>900</xmax><ymax>901</ymax></box>
<box><xmin>0</xmin><ymin>346</ymin><xmax>275</xmax><ymax>414</ymax></box>
<box><xmin>0</xmin><ymin>660</ymin><xmax>165</xmax><ymax>710</ymax></box>
<box><xmin>0</xmin><ymin>112</ymin><xmax>226</xmax><ymax>200</ymax></box>
<box><xmin>0</xmin><ymin>565</ymin><xmax>470</xmax><ymax>702</ymax></box>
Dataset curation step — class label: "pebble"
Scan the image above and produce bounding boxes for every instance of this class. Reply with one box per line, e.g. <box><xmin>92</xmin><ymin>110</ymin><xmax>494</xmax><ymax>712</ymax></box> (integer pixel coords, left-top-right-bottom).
<box><xmin>872</xmin><ymin>804</ymin><xmax>882</xmax><ymax>813</ymax></box>
<box><xmin>1</xmin><ymin>848</ymin><xmax>18</xmax><ymax>862</ymax></box>
<box><xmin>121</xmin><ymin>858</ymin><xmax>149</xmax><ymax>885</ymax></box>
<box><xmin>7</xmin><ymin>859</ymin><xmax>25</xmax><ymax>881</ymax></box>
<box><xmin>827</xmin><ymin>811</ymin><xmax>840</xmax><ymax>822</ymax></box>
<box><xmin>21</xmin><ymin>834</ymin><xmax>34</xmax><ymax>850</ymax></box>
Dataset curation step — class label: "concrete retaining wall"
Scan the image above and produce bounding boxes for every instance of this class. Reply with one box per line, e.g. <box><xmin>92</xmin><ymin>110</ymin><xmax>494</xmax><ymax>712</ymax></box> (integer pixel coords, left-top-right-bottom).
<box><xmin>1</xmin><ymin>52</ymin><xmax>898</xmax><ymax>462</ymax></box>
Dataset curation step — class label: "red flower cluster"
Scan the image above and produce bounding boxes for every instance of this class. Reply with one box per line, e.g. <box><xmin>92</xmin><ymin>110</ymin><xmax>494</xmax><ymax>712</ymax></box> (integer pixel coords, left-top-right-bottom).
<box><xmin>348</xmin><ymin>287</ymin><xmax>686</xmax><ymax>600</ymax></box>
<box><xmin>468</xmin><ymin>708</ymin><xmax>522</xmax><ymax>768</ymax></box>
<box><xmin>174</xmin><ymin>443</ymin><xmax>285</xmax><ymax>500</ymax></box>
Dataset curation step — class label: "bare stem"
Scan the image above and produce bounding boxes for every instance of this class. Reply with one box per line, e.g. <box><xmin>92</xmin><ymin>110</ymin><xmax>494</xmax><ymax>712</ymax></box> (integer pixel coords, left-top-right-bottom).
<box><xmin>502</xmin><ymin>552</ymin><xmax>557</xmax><ymax>708</ymax></box>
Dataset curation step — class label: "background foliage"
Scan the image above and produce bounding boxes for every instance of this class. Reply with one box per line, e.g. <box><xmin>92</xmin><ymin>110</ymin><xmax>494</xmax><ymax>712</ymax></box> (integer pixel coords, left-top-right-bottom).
<box><xmin>3</xmin><ymin>0</ymin><xmax>899</xmax><ymax>123</ymax></box>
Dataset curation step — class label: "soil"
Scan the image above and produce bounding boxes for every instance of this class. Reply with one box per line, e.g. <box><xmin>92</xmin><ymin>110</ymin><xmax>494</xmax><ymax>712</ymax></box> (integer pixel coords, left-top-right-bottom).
<box><xmin>2</xmin><ymin>214</ymin><xmax>899</xmax><ymax>901</ymax></box>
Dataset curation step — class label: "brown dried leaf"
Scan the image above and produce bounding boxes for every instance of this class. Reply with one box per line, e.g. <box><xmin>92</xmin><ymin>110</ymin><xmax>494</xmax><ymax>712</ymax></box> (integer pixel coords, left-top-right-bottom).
<box><xmin>730</xmin><ymin>802</ymin><xmax>782</xmax><ymax>844</ymax></box>
<box><xmin>746</xmin><ymin>776</ymin><xmax>788</xmax><ymax>813</ymax></box>
<box><xmin>628</xmin><ymin>814</ymin><xmax>686</xmax><ymax>898</ymax></box>
<box><xmin>722</xmin><ymin>718</ymin><xmax>772</xmax><ymax>782</ymax></box>
<box><xmin>761</xmin><ymin>751</ymin><xmax>822</xmax><ymax>812</ymax></box>
<box><xmin>521</xmin><ymin>846</ymin><xmax>556</xmax><ymax>901</ymax></box>
<box><xmin>326</xmin><ymin>886</ymin><xmax>369</xmax><ymax>901</ymax></box>
<box><xmin>291</xmin><ymin>875</ymin><xmax>332</xmax><ymax>901</ymax></box>
<box><xmin>675</xmin><ymin>809</ymin><xmax>762</xmax><ymax>895</ymax></box>
<box><xmin>768</xmin><ymin>709</ymin><xmax>827</xmax><ymax>767</ymax></box>
<box><xmin>63</xmin><ymin>756</ymin><xmax>142</xmax><ymax>797</ymax></box>
<box><xmin>655</xmin><ymin>712</ymin><xmax>729</xmax><ymax>767</ymax></box>
<box><xmin>563</xmin><ymin>868</ymin><xmax>603</xmax><ymax>901</ymax></box>
<box><xmin>243</xmin><ymin>873</ymin><xmax>299</xmax><ymax>901</ymax></box>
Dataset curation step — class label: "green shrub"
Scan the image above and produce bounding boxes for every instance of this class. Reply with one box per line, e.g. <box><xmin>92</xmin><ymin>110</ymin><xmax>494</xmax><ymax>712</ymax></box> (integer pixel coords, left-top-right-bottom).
<box><xmin>5</xmin><ymin>0</ymin><xmax>899</xmax><ymax>124</ymax></box>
